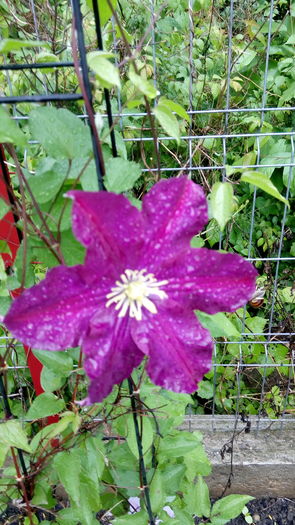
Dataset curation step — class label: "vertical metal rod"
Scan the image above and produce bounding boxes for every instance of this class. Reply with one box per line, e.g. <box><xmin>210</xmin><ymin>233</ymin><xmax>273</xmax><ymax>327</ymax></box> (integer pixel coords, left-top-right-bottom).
<box><xmin>71</xmin><ymin>0</ymin><xmax>105</xmax><ymax>190</ymax></box>
<box><xmin>92</xmin><ymin>0</ymin><xmax>118</xmax><ymax>157</ymax></box>
<box><xmin>188</xmin><ymin>0</ymin><xmax>194</xmax><ymax>179</ymax></box>
<box><xmin>128</xmin><ymin>378</ymin><xmax>155</xmax><ymax>525</ymax></box>
<box><xmin>255</xmin><ymin>0</ymin><xmax>275</xmax><ymax>433</ymax></box>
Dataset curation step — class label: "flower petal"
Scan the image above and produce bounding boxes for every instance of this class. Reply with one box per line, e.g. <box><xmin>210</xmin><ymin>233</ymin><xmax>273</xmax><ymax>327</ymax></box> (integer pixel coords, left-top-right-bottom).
<box><xmin>4</xmin><ymin>265</ymin><xmax>109</xmax><ymax>350</ymax></box>
<box><xmin>67</xmin><ymin>191</ymin><xmax>145</xmax><ymax>274</ymax></box>
<box><xmin>141</xmin><ymin>176</ymin><xmax>208</xmax><ymax>264</ymax></box>
<box><xmin>83</xmin><ymin>310</ymin><xmax>143</xmax><ymax>403</ymax></box>
<box><xmin>131</xmin><ymin>307</ymin><xmax>213</xmax><ymax>393</ymax></box>
<box><xmin>160</xmin><ymin>248</ymin><xmax>257</xmax><ymax>314</ymax></box>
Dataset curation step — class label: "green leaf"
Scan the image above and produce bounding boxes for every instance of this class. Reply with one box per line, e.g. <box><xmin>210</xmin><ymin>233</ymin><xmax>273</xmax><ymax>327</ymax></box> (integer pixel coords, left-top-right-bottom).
<box><xmin>241</xmin><ymin>171</ymin><xmax>289</xmax><ymax>207</ymax></box>
<box><xmin>86</xmin><ymin>0</ymin><xmax>117</xmax><ymax>26</ymax></box>
<box><xmin>0</xmin><ymin>198</ymin><xmax>9</xmax><ymax>220</ymax></box>
<box><xmin>184</xmin><ymin>443</ymin><xmax>212</xmax><ymax>479</ymax></box>
<box><xmin>113</xmin><ymin>511</ymin><xmax>148</xmax><ymax>524</ymax></box>
<box><xmin>196</xmin><ymin>311</ymin><xmax>241</xmax><ymax>338</ymax></box>
<box><xmin>158</xmin><ymin>97</ymin><xmax>190</xmax><ymax>122</ymax></box>
<box><xmin>129</xmin><ymin>69</ymin><xmax>158</xmax><ymax>99</ymax></box>
<box><xmin>161</xmin><ymin>463</ymin><xmax>186</xmax><ymax>493</ymax></box>
<box><xmin>197</xmin><ymin>380</ymin><xmax>214</xmax><ymax>399</ymax></box>
<box><xmin>0</xmin><ymin>420</ymin><xmax>31</xmax><ymax>452</ymax></box>
<box><xmin>56</xmin><ymin>508</ymin><xmax>81</xmax><ymax>525</ymax></box>
<box><xmin>54</xmin><ymin>449</ymin><xmax>81</xmax><ymax>506</ymax></box>
<box><xmin>104</xmin><ymin>157</ymin><xmax>142</xmax><ymax>193</ymax></box>
<box><xmin>26</xmin><ymin>392</ymin><xmax>65</xmax><ymax>420</ymax></box>
<box><xmin>0</xmin><ymin>107</ymin><xmax>27</xmax><ymax>146</ymax></box>
<box><xmin>154</xmin><ymin>103</ymin><xmax>180</xmax><ymax>143</ymax></box>
<box><xmin>0</xmin><ymin>240</ymin><xmax>11</xmax><ymax>254</ymax></box>
<box><xmin>35</xmin><ymin>51</ymin><xmax>58</xmax><ymax>73</ymax></box>
<box><xmin>195</xmin><ymin>475</ymin><xmax>211</xmax><ymax>517</ymax></box>
<box><xmin>0</xmin><ymin>38</ymin><xmax>48</xmax><ymax>53</ymax></box>
<box><xmin>40</xmin><ymin>367</ymin><xmax>67</xmax><ymax>392</ymax></box>
<box><xmin>87</xmin><ymin>52</ymin><xmax>120</xmax><ymax>88</ymax></box>
<box><xmin>210</xmin><ymin>182</ymin><xmax>235</xmax><ymax>231</ymax></box>
<box><xmin>211</xmin><ymin>494</ymin><xmax>254</xmax><ymax>521</ymax></box>
<box><xmin>83</xmin><ymin>436</ymin><xmax>106</xmax><ymax>480</ymax></box>
<box><xmin>150</xmin><ymin>470</ymin><xmax>165</xmax><ymax>512</ymax></box>
<box><xmin>235</xmin><ymin>49</ymin><xmax>257</xmax><ymax>71</ymax></box>
<box><xmin>0</xmin><ymin>296</ymin><xmax>12</xmax><ymax>316</ymax></box>
<box><xmin>158</xmin><ymin>431</ymin><xmax>201</xmax><ymax>459</ymax></box>
<box><xmin>30</xmin><ymin>414</ymin><xmax>80</xmax><ymax>453</ymax></box>
<box><xmin>29</xmin><ymin>107</ymin><xmax>92</xmax><ymax>159</ymax></box>
<box><xmin>26</xmin><ymin>159</ymin><xmax>66</xmax><ymax>203</ymax></box>
<box><xmin>126</xmin><ymin>414</ymin><xmax>153</xmax><ymax>458</ymax></box>
<box><xmin>277</xmin><ymin>287</ymin><xmax>295</xmax><ymax>303</ymax></box>
<box><xmin>33</xmin><ymin>349</ymin><xmax>73</xmax><ymax>374</ymax></box>
<box><xmin>60</xmin><ymin>229</ymin><xmax>85</xmax><ymax>265</ymax></box>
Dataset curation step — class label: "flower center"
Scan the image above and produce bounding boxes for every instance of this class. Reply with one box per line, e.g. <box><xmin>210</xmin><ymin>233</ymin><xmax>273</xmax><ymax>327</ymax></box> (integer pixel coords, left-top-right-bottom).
<box><xmin>105</xmin><ymin>269</ymin><xmax>168</xmax><ymax>321</ymax></box>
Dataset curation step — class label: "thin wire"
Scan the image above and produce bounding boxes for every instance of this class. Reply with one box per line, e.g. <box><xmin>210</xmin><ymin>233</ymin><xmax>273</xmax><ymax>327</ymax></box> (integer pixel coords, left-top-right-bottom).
<box><xmin>92</xmin><ymin>0</ymin><xmax>117</xmax><ymax>157</ymax></box>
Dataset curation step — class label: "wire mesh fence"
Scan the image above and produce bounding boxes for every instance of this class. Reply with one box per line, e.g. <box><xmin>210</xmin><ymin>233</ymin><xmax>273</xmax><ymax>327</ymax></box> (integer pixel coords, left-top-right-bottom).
<box><xmin>0</xmin><ymin>0</ymin><xmax>294</xmax><ymax>436</ymax></box>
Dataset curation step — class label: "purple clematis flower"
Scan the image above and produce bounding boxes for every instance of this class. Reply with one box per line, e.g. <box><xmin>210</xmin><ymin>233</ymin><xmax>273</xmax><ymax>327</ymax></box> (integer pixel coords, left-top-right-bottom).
<box><xmin>4</xmin><ymin>177</ymin><xmax>257</xmax><ymax>403</ymax></box>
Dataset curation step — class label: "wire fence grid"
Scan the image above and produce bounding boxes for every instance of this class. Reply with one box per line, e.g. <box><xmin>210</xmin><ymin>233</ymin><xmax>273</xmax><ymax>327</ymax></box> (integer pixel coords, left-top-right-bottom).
<box><xmin>0</xmin><ymin>0</ymin><xmax>294</xmax><ymax>433</ymax></box>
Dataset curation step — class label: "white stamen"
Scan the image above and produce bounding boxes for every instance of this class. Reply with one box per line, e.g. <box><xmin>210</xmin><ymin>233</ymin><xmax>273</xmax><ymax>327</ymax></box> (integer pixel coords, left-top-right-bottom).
<box><xmin>106</xmin><ymin>269</ymin><xmax>168</xmax><ymax>321</ymax></box>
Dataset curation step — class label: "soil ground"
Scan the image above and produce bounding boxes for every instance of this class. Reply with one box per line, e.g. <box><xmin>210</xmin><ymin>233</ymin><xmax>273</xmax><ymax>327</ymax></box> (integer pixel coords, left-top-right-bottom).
<box><xmin>1</xmin><ymin>497</ymin><xmax>295</xmax><ymax>524</ymax></box>
<box><xmin>195</xmin><ymin>498</ymin><xmax>295</xmax><ymax>525</ymax></box>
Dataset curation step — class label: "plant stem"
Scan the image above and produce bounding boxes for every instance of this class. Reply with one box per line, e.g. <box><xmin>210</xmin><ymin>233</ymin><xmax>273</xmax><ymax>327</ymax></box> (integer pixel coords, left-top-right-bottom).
<box><xmin>128</xmin><ymin>378</ymin><xmax>155</xmax><ymax>525</ymax></box>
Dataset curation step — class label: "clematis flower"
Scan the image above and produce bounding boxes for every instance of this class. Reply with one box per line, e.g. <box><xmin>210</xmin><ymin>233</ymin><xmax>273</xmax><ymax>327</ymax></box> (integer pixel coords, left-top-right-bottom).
<box><xmin>4</xmin><ymin>177</ymin><xmax>257</xmax><ymax>403</ymax></box>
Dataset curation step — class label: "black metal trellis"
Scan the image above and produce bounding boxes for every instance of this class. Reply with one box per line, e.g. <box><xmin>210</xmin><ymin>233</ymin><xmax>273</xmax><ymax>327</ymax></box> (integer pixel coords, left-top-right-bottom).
<box><xmin>0</xmin><ymin>1</ymin><xmax>158</xmax><ymax>521</ymax></box>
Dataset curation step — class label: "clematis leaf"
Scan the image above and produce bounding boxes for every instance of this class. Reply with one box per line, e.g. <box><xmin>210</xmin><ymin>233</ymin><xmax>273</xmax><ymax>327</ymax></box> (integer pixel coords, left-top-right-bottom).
<box><xmin>35</xmin><ymin>51</ymin><xmax>58</xmax><ymax>72</ymax></box>
<box><xmin>241</xmin><ymin>171</ymin><xmax>289</xmax><ymax>207</ymax></box>
<box><xmin>0</xmin><ymin>107</ymin><xmax>27</xmax><ymax>146</ymax></box>
<box><xmin>129</xmin><ymin>69</ymin><xmax>158</xmax><ymax>99</ymax></box>
<box><xmin>87</xmin><ymin>52</ymin><xmax>120</xmax><ymax>89</ymax></box>
<box><xmin>184</xmin><ymin>475</ymin><xmax>211</xmax><ymax>518</ymax></box>
<box><xmin>85</xmin><ymin>0</ymin><xmax>117</xmax><ymax>26</ymax></box>
<box><xmin>154</xmin><ymin>103</ymin><xmax>180</xmax><ymax>143</ymax></box>
<box><xmin>0</xmin><ymin>38</ymin><xmax>48</xmax><ymax>53</ymax></box>
<box><xmin>211</xmin><ymin>494</ymin><xmax>254</xmax><ymax>521</ymax></box>
<box><xmin>104</xmin><ymin>157</ymin><xmax>142</xmax><ymax>193</ymax></box>
<box><xmin>126</xmin><ymin>414</ymin><xmax>153</xmax><ymax>459</ymax></box>
<box><xmin>33</xmin><ymin>349</ymin><xmax>73</xmax><ymax>374</ymax></box>
<box><xmin>194</xmin><ymin>476</ymin><xmax>211</xmax><ymax>518</ymax></box>
<box><xmin>158</xmin><ymin>431</ymin><xmax>202</xmax><ymax>460</ymax></box>
<box><xmin>158</xmin><ymin>97</ymin><xmax>190</xmax><ymax>122</ymax></box>
<box><xmin>210</xmin><ymin>181</ymin><xmax>235</xmax><ymax>231</ymax></box>
<box><xmin>150</xmin><ymin>470</ymin><xmax>166</xmax><ymax>512</ymax></box>
<box><xmin>26</xmin><ymin>393</ymin><xmax>65</xmax><ymax>420</ymax></box>
<box><xmin>29</xmin><ymin>107</ymin><xmax>92</xmax><ymax>159</ymax></box>
<box><xmin>196</xmin><ymin>311</ymin><xmax>241</xmax><ymax>337</ymax></box>
<box><xmin>113</xmin><ymin>511</ymin><xmax>148</xmax><ymax>524</ymax></box>
<box><xmin>0</xmin><ymin>420</ymin><xmax>31</xmax><ymax>453</ymax></box>
<box><xmin>26</xmin><ymin>159</ymin><xmax>65</xmax><ymax>203</ymax></box>
<box><xmin>0</xmin><ymin>198</ymin><xmax>10</xmax><ymax>220</ymax></box>
<box><xmin>54</xmin><ymin>449</ymin><xmax>81</xmax><ymax>506</ymax></box>
<box><xmin>40</xmin><ymin>368</ymin><xmax>68</xmax><ymax>392</ymax></box>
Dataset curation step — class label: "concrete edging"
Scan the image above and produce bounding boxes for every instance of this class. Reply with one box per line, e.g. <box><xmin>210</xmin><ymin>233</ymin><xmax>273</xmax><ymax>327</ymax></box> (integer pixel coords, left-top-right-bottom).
<box><xmin>180</xmin><ymin>416</ymin><xmax>295</xmax><ymax>498</ymax></box>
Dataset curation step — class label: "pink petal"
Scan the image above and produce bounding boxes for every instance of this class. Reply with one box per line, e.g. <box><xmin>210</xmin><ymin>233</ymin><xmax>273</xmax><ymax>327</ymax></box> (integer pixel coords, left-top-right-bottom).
<box><xmin>83</xmin><ymin>310</ymin><xmax>144</xmax><ymax>403</ymax></box>
<box><xmin>141</xmin><ymin>177</ymin><xmax>208</xmax><ymax>266</ymax></box>
<box><xmin>67</xmin><ymin>191</ymin><xmax>145</xmax><ymax>275</ymax></box>
<box><xmin>131</xmin><ymin>307</ymin><xmax>213</xmax><ymax>393</ymax></box>
<box><xmin>4</xmin><ymin>265</ymin><xmax>110</xmax><ymax>350</ymax></box>
<box><xmin>160</xmin><ymin>248</ymin><xmax>257</xmax><ymax>314</ymax></box>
